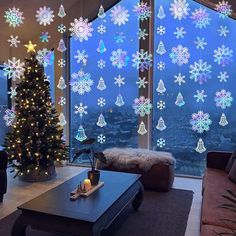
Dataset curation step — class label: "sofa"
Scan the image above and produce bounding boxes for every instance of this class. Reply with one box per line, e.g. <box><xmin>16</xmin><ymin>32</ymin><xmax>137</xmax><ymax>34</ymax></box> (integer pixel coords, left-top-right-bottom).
<box><xmin>0</xmin><ymin>150</ymin><xmax>8</xmax><ymax>202</ymax></box>
<box><xmin>201</xmin><ymin>151</ymin><xmax>236</xmax><ymax>235</ymax></box>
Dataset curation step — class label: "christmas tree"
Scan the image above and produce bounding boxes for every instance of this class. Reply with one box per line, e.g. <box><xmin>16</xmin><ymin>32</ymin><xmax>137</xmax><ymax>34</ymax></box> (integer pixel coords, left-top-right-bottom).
<box><xmin>4</xmin><ymin>52</ymin><xmax>67</xmax><ymax>180</ymax></box>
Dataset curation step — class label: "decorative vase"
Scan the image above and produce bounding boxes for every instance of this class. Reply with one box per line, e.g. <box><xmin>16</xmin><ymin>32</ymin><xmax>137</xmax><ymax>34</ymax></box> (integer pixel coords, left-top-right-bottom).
<box><xmin>88</xmin><ymin>170</ymin><xmax>100</xmax><ymax>186</ymax></box>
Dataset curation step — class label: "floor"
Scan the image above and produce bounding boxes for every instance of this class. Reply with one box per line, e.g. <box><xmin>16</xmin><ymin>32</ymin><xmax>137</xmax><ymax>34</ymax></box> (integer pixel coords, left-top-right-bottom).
<box><xmin>0</xmin><ymin>166</ymin><xmax>202</xmax><ymax>236</ymax></box>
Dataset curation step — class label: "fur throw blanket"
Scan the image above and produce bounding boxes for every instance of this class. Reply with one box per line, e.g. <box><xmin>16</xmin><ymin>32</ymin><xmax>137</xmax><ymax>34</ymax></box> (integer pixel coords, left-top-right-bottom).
<box><xmin>97</xmin><ymin>148</ymin><xmax>175</xmax><ymax>172</ymax></box>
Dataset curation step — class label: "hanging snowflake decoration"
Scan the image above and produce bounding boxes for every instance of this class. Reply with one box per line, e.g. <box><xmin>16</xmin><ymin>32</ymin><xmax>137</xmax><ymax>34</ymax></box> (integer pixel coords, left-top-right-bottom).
<box><xmin>218</xmin><ymin>71</ymin><xmax>229</xmax><ymax>83</ymax></box>
<box><xmin>194</xmin><ymin>90</ymin><xmax>207</xmax><ymax>102</ymax></box>
<box><xmin>157</xmin><ymin>100</ymin><xmax>166</xmax><ymax>110</ymax></box>
<box><xmin>170</xmin><ymin>0</ymin><xmax>190</xmax><ymax>20</ymax></box>
<box><xmin>132</xmin><ymin>96</ymin><xmax>152</xmax><ymax>117</ymax></box>
<box><xmin>69</xmin><ymin>17</ymin><xmax>93</xmax><ymax>42</ymax></box>
<box><xmin>70</xmin><ymin>69</ymin><xmax>93</xmax><ymax>95</ymax></box>
<box><xmin>157</xmin><ymin>138</ymin><xmax>165</xmax><ymax>148</ymax></box>
<box><xmin>114</xmin><ymin>75</ymin><xmax>125</xmax><ymax>87</ymax></box>
<box><xmin>7</xmin><ymin>35</ymin><xmax>20</xmax><ymax>48</ymax></box>
<box><xmin>194</xmin><ymin>37</ymin><xmax>207</xmax><ymax>50</ymax></box>
<box><xmin>4</xmin><ymin>7</ymin><xmax>24</xmax><ymax>28</ymax></box>
<box><xmin>133</xmin><ymin>1</ymin><xmax>151</xmax><ymax>21</ymax></box>
<box><xmin>157</xmin><ymin>26</ymin><xmax>166</xmax><ymax>35</ymax></box>
<box><xmin>97</xmin><ymin>98</ymin><xmax>106</xmax><ymax>107</ymax></box>
<box><xmin>98</xmin><ymin>59</ymin><xmax>106</xmax><ymax>69</ymax></box>
<box><xmin>58</xmin><ymin>58</ymin><xmax>66</xmax><ymax>68</ymax></box>
<box><xmin>58</xmin><ymin>24</ymin><xmax>66</xmax><ymax>33</ymax></box>
<box><xmin>36</xmin><ymin>48</ymin><xmax>50</xmax><ymax>67</ymax></box>
<box><xmin>215</xmin><ymin>1</ymin><xmax>232</xmax><ymax>18</ymax></box>
<box><xmin>190</xmin><ymin>110</ymin><xmax>212</xmax><ymax>134</ymax></box>
<box><xmin>157</xmin><ymin>61</ymin><xmax>165</xmax><ymax>71</ymax></box>
<box><xmin>3</xmin><ymin>57</ymin><xmax>24</xmax><ymax>81</ymax></box>
<box><xmin>97</xmin><ymin>25</ymin><xmax>106</xmax><ymax>34</ymax></box>
<box><xmin>191</xmin><ymin>7</ymin><xmax>211</xmax><ymax>29</ymax></box>
<box><xmin>136</xmin><ymin>77</ymin><xmax>148</xmax><ymax>88</ymax></box>
<box><xmin>174</xmin><ymin>27</ymin><xmax>186</xmax><ymax>39</ymax></box>
<box><xmin>137</xmin><ymin>29</ymin><xmax>148</xmax><ymax>40</ymax></box>
<box><xmin>213</xmin><ymin>45</ymin><xmax>233</xmax><ymax>67</ymax></box>
<box><xmin>169</xmin><ymin>45</ymin><xmax>190</xmax><ymax>66</ymax></box>
<box><xmin>74</xmin><ymin>103</ymin><xmax>88</xmax><ymax>117</ymax></box>
<box><xmin>110</xmin><ymin>49</ymin><xmax>129</xmax><ymax>69</ymax></box>
<box><xmin>132</xmin><ymin>49</ymin><xmax>152</xmax><ymax>72</ymax></box>
<box><xmin>97</xmin><ymin>134</ymin><xmax>106</xmax><ymax>144</ymax></box>
<box><xmin>58</xmin><ymin>97</ymin><xmax>66</xmax><ymax>106</ymax></box>
<box><xmin>40</xmin><ymin>32</ymin><xmax>51</xmax><ymax>43</ymax></box>
<box><xmin>8</xmin><ymin>87</ymin><xmax>17</xmax><ymax>99</ymax></box>
<box><xmin>174</xmin><ymin>73</ymin><xmax>186</xmax><ymax>85</ymax></box>
<box><xmin>189</xmin><ymin>59</ymin><xmax>212</xmax><ymax>84</ymax></box>
<box><xmin>114</xmin><ymin>32</ymin><xmax>125</xmax><ymax>43</ymax></box>
<box><xmin>218</xmin><ymin>25</ymin><xmax>229</xmax><ymax>37</ymax></box>
<box><xmin>215</xmin><ymin>89</ymin><xmax>233</xmax><ymax>109</ymax></box>
<box><xmin>110</xmin><ymin>5</ymin><xmax>129</xmax><ymax>26</ymax></box>
<box><xmin>3</xmin><ymin>108</ymin><xmax>15</xmax><ymax>127</ymax></box>
<box><xmin>74</xmin><ymin>50</ymin><xmax>88</xmax><ymax>66</ymax></box>
<box><xmin>36</xmin><ymin>6</ymin><xmax>54</xmax><ymax>26</ymax></box>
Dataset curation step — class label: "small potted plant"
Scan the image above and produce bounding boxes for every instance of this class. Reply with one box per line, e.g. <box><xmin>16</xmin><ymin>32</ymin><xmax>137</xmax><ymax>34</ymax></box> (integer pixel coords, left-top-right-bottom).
<box><xmin>73</xmin><ymin>138</ymin><xmax>106</xmax><ymax>185</ymax></box>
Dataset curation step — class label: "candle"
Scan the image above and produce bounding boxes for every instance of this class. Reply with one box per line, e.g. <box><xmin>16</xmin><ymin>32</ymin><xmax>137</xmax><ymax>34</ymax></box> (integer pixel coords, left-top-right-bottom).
<box><xmin>84</xmin><ymin>179</ymin><xmax>92</xmax><ymax>192</ymax></box>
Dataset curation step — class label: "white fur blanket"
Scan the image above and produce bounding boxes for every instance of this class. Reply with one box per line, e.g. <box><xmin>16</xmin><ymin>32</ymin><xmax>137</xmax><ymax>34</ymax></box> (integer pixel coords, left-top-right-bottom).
<box><xmin>97</xmin><ymin>148</ymin><xmax>175</xmax><ymax>172</ymax></box>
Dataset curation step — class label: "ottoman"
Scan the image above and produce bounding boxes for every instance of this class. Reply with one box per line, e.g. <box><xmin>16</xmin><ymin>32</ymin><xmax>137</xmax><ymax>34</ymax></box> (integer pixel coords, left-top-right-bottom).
<box><xmin>97</xmin><ymin>148</ymin><xmax>175</xmax><ymax>192</ymax></box>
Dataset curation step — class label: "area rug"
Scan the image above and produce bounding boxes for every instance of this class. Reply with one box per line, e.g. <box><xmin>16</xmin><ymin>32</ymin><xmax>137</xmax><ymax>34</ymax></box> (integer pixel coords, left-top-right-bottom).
<box><xmin>0</xmin><ymin>189</ymin><xmax>193</xmax><ymax>236</ymax></box>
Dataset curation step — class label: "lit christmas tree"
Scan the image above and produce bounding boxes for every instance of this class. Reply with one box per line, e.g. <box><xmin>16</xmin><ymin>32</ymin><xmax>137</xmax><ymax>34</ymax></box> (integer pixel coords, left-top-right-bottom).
<box><xmin>4</xmin><ymin>52</ymin><xmax>67</xmax><ymax>180</ymax></box>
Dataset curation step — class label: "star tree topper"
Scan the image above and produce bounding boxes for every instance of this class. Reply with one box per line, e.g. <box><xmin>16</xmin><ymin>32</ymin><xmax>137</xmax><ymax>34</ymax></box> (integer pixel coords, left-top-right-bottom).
<box><xmin>24</xmin><ymin>41</ymin><xmax>37</xmax><ymax>53</ymax></box>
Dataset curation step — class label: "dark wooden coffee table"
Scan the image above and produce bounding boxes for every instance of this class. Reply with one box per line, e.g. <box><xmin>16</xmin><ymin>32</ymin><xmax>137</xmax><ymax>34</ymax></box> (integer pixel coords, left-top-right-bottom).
<box><xmin>11</xmin><ymin>170</ymin><xmax>144</xmax><ymax>236</ymax></box>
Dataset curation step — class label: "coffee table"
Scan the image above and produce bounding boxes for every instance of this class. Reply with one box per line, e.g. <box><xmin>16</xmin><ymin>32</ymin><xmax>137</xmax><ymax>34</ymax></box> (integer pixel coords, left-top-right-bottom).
<box><xmin>11</xmin><ymin>170</ymin><xmax>144</xmax><ymax>236</ymax></box>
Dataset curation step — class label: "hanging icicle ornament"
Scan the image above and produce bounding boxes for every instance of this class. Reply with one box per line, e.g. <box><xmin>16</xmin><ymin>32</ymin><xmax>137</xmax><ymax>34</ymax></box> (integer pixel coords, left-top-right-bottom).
<box><xmin>75</xmin><ymin>125</ymin><xmax>87</xmax><ymax>142</ymax></box>
<box><xmin>58</xmin><ymin>4</ymin><xmax>66</xmax><ymax>18</ymax></box>
<box><xmin>96</xmin><ymin>114</ymin><xmax>107</xmax><ymax>128</ymax></box>
<box><xmin>58</xmin><ymin>113</ymin><xmax>67</xmax><ymax>126</ymax></box>
<box><xmin>97</xmin><ymin>77</ymin><xmax>106</xmax><ymax>91</ymax></box>
<box><xmin>97</xmin><ymin>39</ymin><xmax>107</xmax><ymax>54</ymax></box>
<box><xmin>57</xmin><ymin>39</ymin><xmax>67</xmax><ymax>53</ymax></box>
<box><xmin>57</xmin><ymin>76</ymin><xmax>67</xmax><ymax>90</ymax></box>
<box><xmin>175</xmin><ymin>92</ymin><xmax>185</xmax><ymax>107</ymax></box>
<box><xmin>156</xmin><ymin>117</ymin><xmax>167</xmax><ymax>131</ymax></box>
<box><xmin>156</xmin><ymin>41</ymin><xmax>166</xmax><ymax>55</ymax></box>
<box><xmin>156</xmin><ymin>79</ymin><xmax>166</xmax><ymax>94</ymax></box>
<box><xmin>138</xmin><ymin>121</ymin><xmax>148</xmax><ymax>135</ymax></box>
<box><xmin>219</xmin><ymin>113</ymin><xmax>228</xmax><ymax>126</ymax></box>
<box><xmin>115</xmin><ymin>94</ymin><xmax>125</xmax><ymax>107</ymax></box>
<box><xmin>98</xmin><ymin>5</ymin><xmax>106</xmax><ymax>19</ymax></box>
<box><xmin>195</xmin><ymin>138</ymin><xmax>206</xmax><ymax>154</ymax></box>
<box><xmin>157</xmin><ymin>5</ymin><xmax>166</xmax><ymax>20</ymax></box>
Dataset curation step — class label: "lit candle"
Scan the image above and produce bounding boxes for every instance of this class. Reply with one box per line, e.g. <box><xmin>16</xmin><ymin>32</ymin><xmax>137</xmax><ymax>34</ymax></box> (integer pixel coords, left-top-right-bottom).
<box><xmin>84</xmin><ymin>179</ymin><xmax>92</xmax><ymax>192</ymax></box>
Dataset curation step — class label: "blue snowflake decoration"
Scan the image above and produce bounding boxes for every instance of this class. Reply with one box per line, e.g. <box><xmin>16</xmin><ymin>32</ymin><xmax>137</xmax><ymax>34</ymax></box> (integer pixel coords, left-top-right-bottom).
<box><xmin>215</xmin><ymin>89</ymin><xmax>233</xmax><ymax>109</ymax></box>
<box><xmin>70</xmin><ymin>69</ymin><xmax>93</xmax><ymax>95</ymax></box>
<box><xmin>40</xmin><ymin>32</ymin><xmax>51</xmax><ymax>43</ymax></box>
<box><xmin>110</xmin><ymin>49</ymin><xmax>129</xmax><ymax>69</ymax></box>
<box><xmin>194</xmin><ymin>90</ymin><xmax>207</xmax><ymax>102</ymax></box>
<box><xmin>215</xmin><ymin>1</ymin><xmax>232</xmax><ymax>18</ymax></box>
<box><xmin>174</xmin><ymin>27</ymin><xmax>186</xmax><ymax>39</ymax></box>
<box><xmin>213</xmin><ymin>45</ymin><xmax>233</xmax><ymax>67</ymax></box>
<box><xmin>4</xmin><ymin>7</ymin><xmax>24</xmax><ymax>28</ymax></box>
<box><xmin>194</xmin><ymin>37</ymin><xmax>207</xmax><ymax>50</ymax></box>
<box><xmin>132</xmin><ymin>49</ymin><xmax>152</xmax><ymax>72</ymax></box>
<box><xmin>190</xmin><ymin>110</ymin><xmax>212</xmax><ymax>134</ymax></box>
<box><xmin>169</xmin><ymin>45</ymin><xmax>190</xmax><ymax>66</ymax></box>
<box><xmin>114</xmin><ymin>32</ymin><xmax>125</xmax><ymax>43</ymax></box>
<box><xmin>133</xmin><ymin>1</ymin><xmax>151</xmax><ymax>21</ymax></box>
<box><xmin>132</xmin><ymin>96</ymin><xmax>152</xmax><ymax>117</ymax></box>
<box><xmin>218</xmin><ymin>25</ymin><xmax>229</xmax><ymax>37</ymax></box>
<box><xmin>218</xmin><ymin>71</ymin><xmax>229</xmax><ymax>82</ymax></box>
<box><xmin>191</xmin><ymin>7</ymin><xmax>211</xmax><ymax>29</ymax></box>
<box><xmin>189</xmin><ymin>59</ymin><xmax>212</xmax><ymax>84</ymax></box>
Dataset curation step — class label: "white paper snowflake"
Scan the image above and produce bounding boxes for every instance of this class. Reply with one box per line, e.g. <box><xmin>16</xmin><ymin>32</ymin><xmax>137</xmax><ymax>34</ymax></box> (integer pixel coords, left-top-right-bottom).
<box><xmin>98</xmin><ymin>59</ymin><xmax>106</xmax><ymax>69</ymax></box>
<box><xmin>213</xmin><ymin>45</ymin><xmax>233</xmax><ymax>67</ymax></box>
<box><xmin>157</xmin><ymin>26</ymin><xmax>166</xmax><ymax>35</ymax></box>
<box><xmin>174</xmin><ymin>73</ymin><xmax>186</xmax><ymax>86</ymax></box>
<box><xmin>36</xmin><ymin>6</ymin><xmax>54</xmax><ymax>26</ymax></box>
<box><xmin>218</xmin><ymin>25</ymin><xmax>229</xmax><ymax>37</ymax></box>
<box><xmin>69</xmin><ymin>17</ymin><xmax>93</xmax><ymax>42</ymax></box>
<box><xmin>194</xmin><ymin>37</ymin><xmax>207</xmax><ymax>50</ymax></box>
<box><xmin>74</xmin><ymin>103</ymin><xmax>88</xmax><ymax>117</ymax></box>
<box><xmin>215</xmin><ymin>89</ymin><xmax>233</xmax><ymax>109</ymax></box>
<box><xmin>157</xmin><ymin>61</ymin><xmax>165</xmax><ymax>71</ymax></box>
<box><xmin>137</xmin><ymin>29</ymin><xmax>148</xmax><ymax>40</ymax></box>
<box><xmin>170</xmin><ymin>0</ymin><xmax>190</xmax><ymax>20</ymax></box>
<box><xmin>169</xmin><ymin>45</ymin><xmax>190</xmax><ymax>66</ymax></box>
<box><xmin>132</xmin><ymin>49</ymin><xmax>152</xmax><ymax>72</ymax></box>
<box><xmin>74</xmin><ymin>50</ymin><xmax>88</xmax><ymax>65</ymax></box>
<box><xmin>194</xmin><ymin>90</ymin><xmax>207</xmax><ymax>102</ymax></box>
<box><xmin>3</xmin><ymin>108</ymin><xmax>15</xmax><ymax>127</ymax></box>
<box><xmin>132</xmin><ymin>96</ymin><xmax>152</xmax><ymax>117</ymax></box>
<box><xmin>191</xmin><ymin>7</ymin><xmax>211</xmax><ymax>29</ymax></box>
<box><xmin>218</xmin><ymin>71</ymin><xmax>229</xmax><ymax>82</ymax></box>
<box><xmin>97</xmin><ymin>134</ymin><xmax>106</xmax><ymax>144</ymax></box>
<box><xmin>58</xmin><ymin>96</ymin><xmax>66</xmax><ymax>106</ymax></box>
<box><xmin>110</xmin><ymin>5</ymin><xmax>129</xmax><ymax>26</ymax></box>
<box><xmin>136</xmin><ymin>77</ymin><xmax>148</xmax><ymax>88</ymax></box>
<box><xmin>4</xmin><ymin>7</ymin><xmax>24</xmax><ymax>28</ymax></box>
<box><xmin>97</xmin><ymin>25</ymin><xmax>106</xmax><ymax>34</ymax></box>
<box><xmin>58</xmin><ymin>24</ymin><xmax>66</xmax><ymax>33</ymax></box>
<box><xmin>174</xmin><ymin>27</ymin><xmax>186</xmax><ymax>39</ymax></box>
<box><xmin>4</xmin><ymin>57</ymin><xmax>24</xmax><ymax>81</ymax></box>
<box><xmin>157</xmin><ymin>100</ymin><xmax>166</xmax><ymax>110</ymax></box>
<box><xmin>7</xmin><ymin>35</ymin><xmax>20</xmax><ymax>47</ymax></box>
<box><xmin>110</xmin><ymin>49</ymin><xmax>129</xmax><ymax>69</ymax></box>
<box><xmin>157</xmin><ymin>138</ymin><xmax>165</xmax><ymax>148</ymax></box>
<box><xmin>114</xmin><ymin>75</ymin><xmax>125</xmax><ymax>87</ymax></box>
<box><xmin>133</xmin><ymin>1</ymin><xmax>151</xmax><ymax>21</ymax></box>
<box><xmin>70</xmin><ymin>69</ymin><xmax>93</xmax><ymax>95</ymax></box>
<box><xmin>8</xmin><ymin>87</ymin><xmax>17</xmax><ymax>99</ymax></box>
<box><xmin>97</xmin><ymin>98</ymin><xmax>106</xmax><ymax>107</ymax></box>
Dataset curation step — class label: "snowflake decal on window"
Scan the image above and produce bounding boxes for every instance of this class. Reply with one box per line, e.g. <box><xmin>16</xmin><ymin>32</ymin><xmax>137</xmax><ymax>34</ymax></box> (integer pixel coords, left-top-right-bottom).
<box><xmin>97</xmin><ymin>98</ymin><xmax>106</xmax><ymax>107</ymax></box>
<box><xmin>157</xmin><ymin>138</ymin><xmax>165</xmax><ymax>148</ymax></box>
<box><xmin>40</xmin><ymin>32</ymin><xmax>51</xmax><ymax>43</ymax></box>
<box><xmin>136</xmin><ymin>77</ymin><xmax>148</xmax><ymax>88</ymax></box>
<box><xmin>215</xmin><ymin>89</ymin><xmax>233</xmax><ymax>109</ymax></box>
<box><xmin>8</xmin><ymin>87</ymin><xmax>17</xmax><ymax>99</ymax></box>
<box><xmin>58</xmin><ymin>96</ymin><xmax>66</xmax><ymax>106</ymax></box>
<box><xmin>157</xmin><ymin>26</ymin><xmax>166</xmax><ymax>35</ymax></box>
<box><xmin>74</xmin><ymin>103</ymin><xmax>88</xmax><ymax>117</ymax></box>
<box><xmin>3</xmin><ymin>108</ymin><xmax>15</xmax><ymax>127</ymax></box>
<box><xmin>98</xmin><ymin>59</ymin><xmax>106</xmax><ymax>69</ymax></box>
<box><xmin>4</xmin><ymin>57</ymin><xmax>24</xmax><ymax>81</ymax></box>
<box><xmin>157</xmin><ymin>100</ymin><xmax>166</xmax><ymax>110</ymax></box>
<box><xmin>218</xmin><ymin>25</ymin><xmax>229</xmax><ymax>37</ymax></box>
<box><xmin>74</xmin><ymin>50</ymin><xmax>88</xmax><ymax>66</ymax></box>
<box><xmin>58</xmin><ymin>24</ymin><xmax>66</xmax><ymax>33</ymax></box>
<box><xmin>58</xmin><ymin>59</ymin><xmax>66</xmax><ymax>68</ymax></box>
<box><xmin>114</xmin><ymin>75</ymin><xmax>125</xmax><ymax>87</ymax></box>
<box><xmin>69</xmin><ymin>17</ymin><xmax>93</xmax><ymax>42</ymax></box>
<box><xmin>97</xmin><ymin>134</ymin><xmax>106</xmax><ymax>144</ymax></box>
<box><xmin>157</xmin><ymin>61</ymin><xmax>165</xmax><ymax>71</ymax></box>
<box><xmin>36</xmin><ymin>48</ymin><xmax>51</xmax><ymax>67</ymax></box>
<box><xmin>97</xmin><ymin>25</ymin><xmax>106</xmax><ymax>34</ymax></box>
<box><xmin>191</xmin><ymin>7</ymin><xmax>211</xmax><ymax>29</ymax></box>
<box><xmin>133</xmin><ymin>1</ymin><xmax>151</xmax><ymax>21</ymax></box>
<box><xmin>132</xmin><ymin>49</ymin><xmax>152</xmax><ymax>72</ymax></box>
<box><xmin>213</xmin><ymin>45</ymin><xmax>233</xmax><ymax>67</ymax></box>
<box><xmin>189</xmin><ymin>59</ymin><xmax>212</xmax><ymax>84</ymax></box>
<box><xmin>169</xmin><ymin>45</ymin><xmax>190</xmax><ymax>66</ymax></box>
<box><xmin>194</xmin><ymin>90</ymin><xmax>207</xmax><ymax>102</ymax></box>
<box><xmin>110</xmin><ymin>49</ymin><xmax>129</xmax><ymax>69</ymax></box>
<box><xmin>36</xmin><ymin>6</ymin><xmax>54</xmax><ymax>26</ymax></box>
<box><xmin>194</xmin><ymin>37</ymin><xmax>207</xmax><ymax>50</ymax></box>
<box><xmin>7</xmin><ymin>35</ymin><xmax>20</xmax><ymax>48</ymax></box>
<box><xmin>215</xmin><ymin>0</ymin><xmax>232</xmax><ymax>18</ymax></box>
<box><xmin>218</xmin><ymin>71</ymin><xmax>229</xmax><ymax>82</ymax></box>
<box><xmin>190</xmin><ymin>110</ymin><xmax>212</xmax><ymax>134</ymax></box>
<box><xmin>4</xmin><ymin>7</ymin><xmax>24</xmax><ymax>28</ymax></box>
<box><xmin>138</xmin><ymin>29</ymin><xmax>148</xmax><ymax>40</ymax></box>
<box><xmin>70</xmin><ymin>69</ymin><xmax>93</xmax><ymax>95</ymax></box>
<box><xmin>110</xmin><ymin>5</ymin><xmax>129</xmax><ymax>26</ymax></box>
<box><xmin>170</xmin><ymin>0</ymin><xmax>190</xmax><ymax>20</ymax></box>
<box><xmin>174</xmin><ymin>27</ymin><xmax>186</xmax><ymax>39</ymax></box>
<box><xmin>174</xmin><ymin>73</ymin><xmax>186</xmax><ymax>85</ymax></box>
<box><xmin>132</xmin><ymin>96</ymin><xmax>152</xmax><ymax>117</ymax></box>
<box><xmin>114</xmin><ymin>32</ymin><xmax>125</xmax><ymax>43</ymax></box>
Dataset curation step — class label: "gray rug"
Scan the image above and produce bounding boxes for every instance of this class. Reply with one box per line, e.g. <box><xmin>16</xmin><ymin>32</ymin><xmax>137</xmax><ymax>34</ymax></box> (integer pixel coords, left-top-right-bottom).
<box><xmin>0</xmin><ymin>189</ymin><xmax>193</xmax><ymax>236</ymax></box>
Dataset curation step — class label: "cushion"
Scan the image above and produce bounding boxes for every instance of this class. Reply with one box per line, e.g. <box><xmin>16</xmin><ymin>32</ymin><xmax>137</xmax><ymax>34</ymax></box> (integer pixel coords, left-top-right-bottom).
<box><xmin>229</xmin><ymin>161</ymin><xmax>236</xmax><ymax>183</ymax></box>
<box><xmin>225</xmin><ymin>151</ymin><xmax>236</xmax><ymax>173</ymax></box>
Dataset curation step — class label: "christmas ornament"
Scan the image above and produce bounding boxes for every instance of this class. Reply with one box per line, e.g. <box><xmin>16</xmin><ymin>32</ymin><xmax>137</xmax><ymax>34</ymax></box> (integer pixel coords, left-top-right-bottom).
<box><xmin>133</xmin><ymin>1</ymin><xmax>151</xmax><ymax>21</ymax></box>
<box><xmin>215</xmin><ymin>89</ymin><xmax>233</xmax><ymax>109</ymax></box>
<box><xmin>195</xmin><ymin>138</ymin><xmax>206</xmax><ymax>153</ymax></box>
<box><xmin>194</xmin><ymin>37</ymin><xmax>207</xmax><ymax>50</ymax></box>
<box><xmin>57</xmin><ymin>39</ymin><xmax>67</xmax><ymax>53</ymax></box>
<box><xmin>138</xmin><ymin>121</ymin><xmax>147</xmax><ymax>135</ymax></box>
<box><xmin>97</xmin><ymin>39</ymin><xmax>107</xmax><ymax>54</ymax></box>
<box><xmin>97</xmin><ymin>134</ymin><xmax>106</xmax><ymax>144</ymax></box>
<box><xmin>115</xmin><ymin>94</ymin><xmax>125</xmax><ymax>107</ymax></box>
<box><xmin>98</xmin><ymin>5</ymin><xmax>105</xmax><ymax>19</ymax></box>
<box><xmin>74</xmin><ymin>50</ymin><xmax>88</xmax><ymax>65</ymax></box>
<box><xmin>157</xmin><ymin>5</ymin><xmax>165</xmax><ymax>20</ymax></box>
<box><xmin>57</xmin><ymin>76</ymin><xmax>67</xmax><ymax>90</ymax></box>
<box><xmin>58</xmin><ymin>4</ymin><xmax>66</xmax><ymax>18</ymax></box>
<box><xmin>8</xmin><ymin>35</ymin><xmax>20</xmax><ymax>47</ymax></box>
<box><xmin>169</xmin><ymin>0</ymin><xmax>190</xmax><ymax>20</ymax></box>
<box><xmin>4</xmin><ymin>7</ymin><xmax>24</xmax><ymax>28</ymax></box>
<box><xmin>132</xmin><ymin>49</ymin><xmax>152</xmax><ymax>72</ymax></box>
<box><xmin>40</xmin><ymin>32</ymin><xmax>51</xmax><ymax>43</ymax></box>
<box><xmin>156</xmin><ymin>79</ymin><xmax>166</xmax><ymax>94</ymax></box>
<box><xmin>174</xmin><ymin>27</ymin><xmax>186</xmax><ymax>39</ymax></box>
<box><xmin>75</xmin><ymin>125</ymin><xmax>87</xmax><ymax>142</ymax></box>
<box><xmin>169</xmin><ymin>45</ymin><xmax>190</xmax><ymax>66</ymax></box>
<box><xmin>3</xmin><ymin>108</ymin><xmax>15</xmax><ymax>127</ymax></box>
<box><xmin>157</xmin><ymin>138</ymin><xmax>165</xmax><ymax>148</ymax></box>
<box><xmin>219</xmin><ymin>113</ymin><xmax>228</xmax><ymax>126</ymax></box>
<box><xmin>74</xmin><ymin>103</ymin><xmax>88</xmax><ymax>117</ymax></box>
<box><xmin>114</xmin><ymin>75</ymin><xmax>125</xmax><ymax>87</ymax></box>
<box><xmin>110</xmin><ymin>5</ymin><xmax>129</xmax><ymax>26</ymax></box>
<box><xmin>97</xmin><ymin>77</ymin><xmax>106</xmax><ymax>91</ymax></box>
<box><xmin>4</xmin><ymin>57</ymin><xmax>24</xmax><ymax>81</ymax></box>
<box><xmin>213</xmin><ymin>45</ymin><xmax>233</xmax><ymax>67</ymax></box>
<box><xmin>58</xmin><ymin>113</ymin><xmax>67</xmax><ymax>126</ymax></box>
<box><xmin>174</xmin><ymin>73</ymin><xmax>186</xmax><ymax>85</ymax></box>
<box><xmin>110</xmin><ymin>49</ymin><xmax>129</xmax><ymax>69</ymax></box>
<box><xmin>97</xmin><ymin>98</ymin><xmax>106</xmax><ymax>107</ymax></box>
<box><xmin>96</xmin><ymin>114</ymin><xmax>107</xmax><ymax>128</ymax></box>
<box><xmin>24</xmin><ymin>41</ymin><xmax>37</xmax><ymax>53</ymax></box>
<box><xmin>136</xmin><ymin>77</ymin><xmax>148</xmax><ymax>88</ymax></box>
<box><xmin>190</xmin><ymin>111</ymin><xmax>212</xmax><ymax>134</ymax></box>
<box><xmin>133</xmin><ymin>96</ymin><xmax>152</xmax><ymax>117</ymax></box>
<box><xmin>156</xmin><ymin>117</ymin><xmax>167</xmax><ymax>131</ymax></box>
<box><xmin>175</xmin><ymin>92</ymin><xmax>185</xmax><ymax>107</ymax></box>
<box><xmin>194</xmin><ymin>90</ymin><xmax>207</xmax><ymax>102</ymax></box>
<box><xmin>156</xmin><ymin>41</ymin><xmax>166</xmax><ymax>55</ymax></box>
<box><xmin>36</xmin><ymin>6</ymin><xmax>55</xmax><ymax>26</ymax></box>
